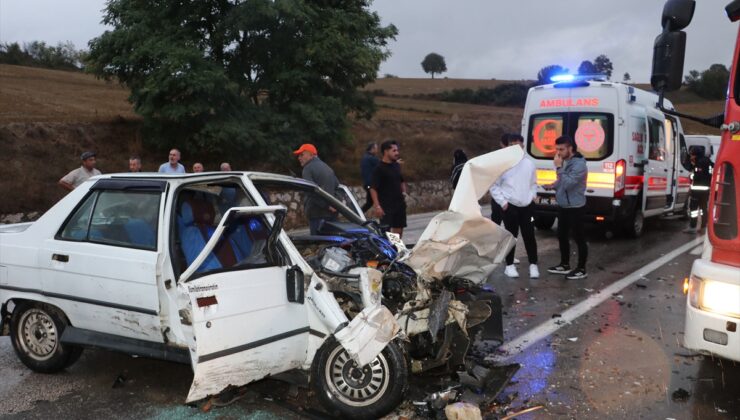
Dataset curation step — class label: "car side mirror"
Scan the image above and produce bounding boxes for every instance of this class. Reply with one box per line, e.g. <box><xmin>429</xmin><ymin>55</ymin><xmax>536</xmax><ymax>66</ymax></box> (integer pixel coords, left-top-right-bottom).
<box><xmin>286</xmin><ymin>265</ymin><xmax>305</xmax><ymax>304</ymax></box>
<box><xmin>651</xmin><ymin>30</ymin><xmax>687</xmax><ymax>93</ymax></box>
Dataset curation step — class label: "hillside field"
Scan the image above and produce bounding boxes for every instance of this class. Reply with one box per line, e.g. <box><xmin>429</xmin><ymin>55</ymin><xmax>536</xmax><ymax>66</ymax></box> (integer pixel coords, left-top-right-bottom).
<box><xmin>0</xmin><ymin>65</ymin><xmax>725</xmax><ymax>213</ymax></box>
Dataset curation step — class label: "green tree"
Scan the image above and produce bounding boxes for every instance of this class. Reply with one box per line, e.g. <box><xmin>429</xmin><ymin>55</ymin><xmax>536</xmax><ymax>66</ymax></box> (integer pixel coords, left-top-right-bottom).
<box><xmin>421</xmin><ymin>53</ymin><xmax>447</xmax><ymax>79</ymax></box>
<box><xmin>623</xmin><ymin>72</ymin><xmax>631</xmax><ymax>83</ymax></box>
<box><xmin>577</xmin><ymin>60</ymin><xmax>596</xmax><ymax>75</ymax></box>
<box><xmin>685</xmin><ymin>64</ymin><xmax>730</xmax><ymax>99</ymax></box>
<box><xmin>593</xmin><ymin>54</ymin><xmax>613</xmax><ymax>79</ymax></box>
<box><xmin>536</xmin><ymin>65</ymin><xmax>568</xmax><ymax>85</ymax></box>
<box><xmin>87</xmin><ymin>0</ymin><xmax>397</xmax><ymax>160</ymax></box>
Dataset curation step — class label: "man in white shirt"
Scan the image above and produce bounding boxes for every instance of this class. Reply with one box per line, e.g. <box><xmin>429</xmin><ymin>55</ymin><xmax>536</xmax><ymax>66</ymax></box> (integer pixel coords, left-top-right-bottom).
<box><xmin>59</xmin><ymin>151</ymin><xmax>102</xmax><ymax>191</ymax></box>
<box><xmin>158</xmin><ymin>149</ymin><xmax>186</xmax><ymax>173</ymax></box>
<box><xmin>490</xmin><ymin>134</ymin><xmax>539</xmax><ymax>278</ymax></box>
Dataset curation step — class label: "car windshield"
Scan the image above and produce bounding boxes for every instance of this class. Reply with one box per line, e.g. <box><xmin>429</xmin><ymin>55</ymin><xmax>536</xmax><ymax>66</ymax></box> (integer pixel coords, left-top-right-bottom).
<box><xmin>528</xmin><ymin>112</ymin><xmax>614</xmax><ymax>160</ymax></box>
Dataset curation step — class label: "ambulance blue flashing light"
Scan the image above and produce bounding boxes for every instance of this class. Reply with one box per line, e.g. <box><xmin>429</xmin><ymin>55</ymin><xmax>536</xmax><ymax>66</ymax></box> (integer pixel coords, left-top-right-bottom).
<box><xmin>551</xmin><ymin>74</ymin><xmax>575</xmax><ymax>82</ymax></box>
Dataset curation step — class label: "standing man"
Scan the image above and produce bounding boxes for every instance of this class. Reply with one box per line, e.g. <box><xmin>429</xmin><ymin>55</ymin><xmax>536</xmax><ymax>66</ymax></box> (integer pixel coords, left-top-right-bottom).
<box><xmin>158</xmin><ymin>149</ymin><xmax>186</xmax><ymax>173</ymax></box>
<box><xmin>192</xmin><ymin>162</ymin><xmax>205</xmax><ymax>173</ymax></box>
<box><xmin>59</xmin><ymin>151</ymin><xmax>102</xmax><ymax>191</ymax></box>
<box><xmin>684</xmin><ymin>146</ymin><xmax>713</xmax><ymax>233</ymax></box>
<box><xmin>360</xmin><ymin>142</ymin><xmax>380</xmax><ymax>213</ymax></box>
<box><xmin>544</xmin><ymin>136</ymin><xmax>588</xmax><ymax>280</ymax></box>
<box><xmin>128</xmin><ymin>156</ymin><xmax>142</xmax><ymax>172</ymax></box>
<box><xmin>293</xmin><ymin>143</ymin><xmax>340</xmax><ymax>235</ymax></box>
<box><xmin>371</xmin><ymin>140</ymin><xmax>407</xmax><ymax>238</ymax></box>
<box><xmin>220</xmin><ymin>162</ymin><xmax>232</xmax><ymax>171</ymax></box>
<box><xmin>490</xmin><ymin>134</ymin><xmax>539</xmax><ymax>278</ymax></box>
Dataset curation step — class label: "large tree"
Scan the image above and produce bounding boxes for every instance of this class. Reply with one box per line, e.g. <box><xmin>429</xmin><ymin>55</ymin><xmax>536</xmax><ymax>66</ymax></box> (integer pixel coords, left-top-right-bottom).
<box><xmin>536</xmin><ymin>65</ymin><xmax>568</xmax><ymax>85</ymax></box>
<box><xmin>421</xmin><ymin>53</ymin><xmax>447</xmax><ymax>79</ymax></box>
<box><xmin>593</xmin><ymin>54</ymin><xmax>613</xmax><ymax>79</ymax></box>
<box><xmin>87</xmin><ymin>0</ymin><xmax>397</xmax><ymax>160</ymax></box>
<box><xmin>685</xmin><ymin>64</ymin><xmax>730</xmax><ymax>99</ymax></box>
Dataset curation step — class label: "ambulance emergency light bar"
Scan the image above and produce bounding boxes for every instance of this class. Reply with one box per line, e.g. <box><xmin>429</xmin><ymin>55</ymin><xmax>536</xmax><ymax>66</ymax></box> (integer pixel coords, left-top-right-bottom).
<box><xmin>550</xmin><ymin>73</ymin><xmax>608</xmax><ymax>83</ymax></box>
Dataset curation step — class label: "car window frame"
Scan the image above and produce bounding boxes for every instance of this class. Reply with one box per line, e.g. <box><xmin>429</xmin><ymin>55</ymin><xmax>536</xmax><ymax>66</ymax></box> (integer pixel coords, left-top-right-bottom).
<box><xmin>56</xmin><ymin>189</ymin><xmax>162</xmax><ymax>252</ymax></box>
<box><xmin>169</xmin><ymin>177</ymin><xmax>292</xmax><ymax>281</ymax></box>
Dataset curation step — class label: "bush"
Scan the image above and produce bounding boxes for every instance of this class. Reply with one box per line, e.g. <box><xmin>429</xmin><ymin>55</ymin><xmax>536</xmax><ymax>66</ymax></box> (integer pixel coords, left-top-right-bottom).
<box><xmin>434</xmin><ymin>83</ymin><xmax>530</xmax><ymax>107</ymax></box>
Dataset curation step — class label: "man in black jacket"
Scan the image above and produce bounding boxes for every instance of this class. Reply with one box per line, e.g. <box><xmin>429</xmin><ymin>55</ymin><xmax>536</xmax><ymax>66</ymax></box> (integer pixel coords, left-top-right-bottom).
<box><xmin>684</xmin><ymin>146</ymin><xmax>714</xmax><ymax>233</ymax></box>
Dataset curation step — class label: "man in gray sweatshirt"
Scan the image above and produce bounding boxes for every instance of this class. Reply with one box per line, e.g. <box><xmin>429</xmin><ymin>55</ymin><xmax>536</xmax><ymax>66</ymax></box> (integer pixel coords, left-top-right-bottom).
<box><xmin>544</xmin><ymin>135</ymin><xmax>588</xmax><ymax>279</ymax></box>
<box><xmin>294</xmin><ymin>143</ymin><xmax>340</xmax><ymax>235</ymax></box>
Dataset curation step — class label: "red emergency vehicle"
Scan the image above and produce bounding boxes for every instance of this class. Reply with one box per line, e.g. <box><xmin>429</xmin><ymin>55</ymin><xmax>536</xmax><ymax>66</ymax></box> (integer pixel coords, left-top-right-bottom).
<box><xmin>652</xmin><ymin>0</ymin><xmax>740</xmax><ymax>361</ymax></box>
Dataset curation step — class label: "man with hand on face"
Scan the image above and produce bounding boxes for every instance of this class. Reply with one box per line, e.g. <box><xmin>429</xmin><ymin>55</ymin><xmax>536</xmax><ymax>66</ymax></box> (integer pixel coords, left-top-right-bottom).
<box><xmin>158</xmin><ymin>149</ymin><xmax>186</xmax><ymax>173</ymax></box>
<box><xmin>544</xmin><ymin>135</ymin><xmax>588</xmax><ymax>280</ymax></box>
<box><xmin>371</xmin><ymin>140</ymin><xmax>408</xmax><ymax>238</ymax></box>
<box><xmin>293</xmin><ymin>143</ymin><xmax>340</xmax><ymax>235</ymax></box>
<box><xmin>490</xmin><ymin>133</ymin><xmax>539</xmax><ymax>279</ymax></box>
<box><xmin>59</xmin><ymin>151</ymin><xmax>102</xmax><ymax>191</ymax></box>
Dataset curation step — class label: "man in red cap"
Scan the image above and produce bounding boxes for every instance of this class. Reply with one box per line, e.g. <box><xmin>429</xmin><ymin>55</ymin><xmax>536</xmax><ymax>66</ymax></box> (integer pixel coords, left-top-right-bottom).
<box><xmin>293</xmin><ymin>143</ymin><xmax>340</xmax><ymax>235</ymax></box>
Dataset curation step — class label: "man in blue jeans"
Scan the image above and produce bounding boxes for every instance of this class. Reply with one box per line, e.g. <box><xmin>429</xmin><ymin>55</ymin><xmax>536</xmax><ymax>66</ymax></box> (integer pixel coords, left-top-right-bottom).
<box><xmin>544</xmin><ymin>135</ymin><xmax>588</xmax><ymax>280</ymax></box>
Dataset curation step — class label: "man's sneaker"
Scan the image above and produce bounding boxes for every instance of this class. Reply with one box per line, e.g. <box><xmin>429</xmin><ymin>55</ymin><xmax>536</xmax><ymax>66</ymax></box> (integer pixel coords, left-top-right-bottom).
<box><xmin>513</xmin><ymin>258</ymin><xmax>521</xmax><ymax>264</ymax></box>
<box><xmin>547</xmin><ymin>264</ymin><xmax>571</xmax><ymax>274</ymax></box>
<box><xmin>529</xmin><ymin>264</ymin><xmax>540</xmax><ymax>279</ymax></box>
<box><xmin>504</xmin><ymin>264</ymin><xmax>519</xmax><ymax>278</ymax></box>
<box><xmin>566</xmin><ymin>268</ymin><xmax>588</xmax><ymax>280</ymax></box>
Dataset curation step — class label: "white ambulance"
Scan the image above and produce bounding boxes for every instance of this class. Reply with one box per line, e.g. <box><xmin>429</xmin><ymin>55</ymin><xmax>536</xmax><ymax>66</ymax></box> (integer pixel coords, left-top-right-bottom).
<box><xmin>522</xmin><ymin>79</ymin><xmax>691</xmax><ymax>237</ymax></box>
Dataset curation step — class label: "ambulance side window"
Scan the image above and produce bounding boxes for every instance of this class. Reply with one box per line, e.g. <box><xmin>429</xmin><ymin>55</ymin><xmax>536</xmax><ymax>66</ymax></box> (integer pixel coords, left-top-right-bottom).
<box><xmin>648</xmin><ymin>118</ymin><xmax>665</xmax><ymax>161</ymax></box>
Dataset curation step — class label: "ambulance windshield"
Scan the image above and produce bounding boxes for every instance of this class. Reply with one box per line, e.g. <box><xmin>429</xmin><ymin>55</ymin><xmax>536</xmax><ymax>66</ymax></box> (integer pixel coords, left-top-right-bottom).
<box><xmin>528</xmin><ymin>112</ymin><xmax>613</xmax><ymax>160</ymax></box>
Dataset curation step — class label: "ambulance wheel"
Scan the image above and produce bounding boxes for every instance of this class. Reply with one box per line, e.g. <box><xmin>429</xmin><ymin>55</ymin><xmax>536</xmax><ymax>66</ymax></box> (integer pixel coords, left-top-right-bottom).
<box><xmin>312</xmin><ymin>338</ymin><xmax>408</xmax><ymax>419</ymax></box>
<box><xmin>534</xmin><ymin>215</ymin><xmax>555</xmax><ymax>230</ymax></box>
<box><xmin>624</xmin><ymin>211</ymin><xmax>644</xmax><ymax>238</ymax></box>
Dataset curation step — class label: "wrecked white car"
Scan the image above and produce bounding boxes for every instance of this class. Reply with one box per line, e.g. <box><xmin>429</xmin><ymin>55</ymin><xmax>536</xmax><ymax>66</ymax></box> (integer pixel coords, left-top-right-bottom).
<box><xmin>0</xmin><ymin>147</ymin><xmax>522</xmax><ymax>418</ymax></box>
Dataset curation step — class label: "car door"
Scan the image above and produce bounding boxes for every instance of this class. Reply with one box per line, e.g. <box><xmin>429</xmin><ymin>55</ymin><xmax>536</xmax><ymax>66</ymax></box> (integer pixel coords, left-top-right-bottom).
<box><xmin>176</xmin><ymin>205</ymin><xmax>310</xmax><ymax>403</ymax></box>
<box><xmin>644</xmin><ymin>116</ymin><xmax>669</xmax><ymax>216</ymax></box>
<box><xmin>40</xmin><ymin>180</ymin><xmax>165</xmax><ymax>342</ymax></box>
<box><xmin>336</xmin><ymin>184</ymin><xmax>367</xmax><ymax>221</ymax></box>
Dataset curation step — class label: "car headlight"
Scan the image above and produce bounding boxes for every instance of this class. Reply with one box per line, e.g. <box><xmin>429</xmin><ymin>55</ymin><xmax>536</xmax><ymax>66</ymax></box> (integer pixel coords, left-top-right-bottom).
<box><xmin>690</xmin><ymin>275</ymin><xmax>740</xmax><ymax>319</ymax></box>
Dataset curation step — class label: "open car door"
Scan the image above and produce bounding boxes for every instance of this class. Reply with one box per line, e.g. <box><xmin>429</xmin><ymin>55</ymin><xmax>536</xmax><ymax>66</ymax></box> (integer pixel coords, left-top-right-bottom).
<box><xmin>176</xmin><ymin>205</ymin><xmax>310</xmax><ymax>402</ymax></box>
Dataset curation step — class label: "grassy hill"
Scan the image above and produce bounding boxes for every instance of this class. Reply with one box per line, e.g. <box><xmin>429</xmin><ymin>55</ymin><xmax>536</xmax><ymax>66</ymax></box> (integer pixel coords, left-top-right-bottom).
<box><xmin>0</xmin><ymin>65</ymin><xmax>725</xmax><ymax>213</ymax></box>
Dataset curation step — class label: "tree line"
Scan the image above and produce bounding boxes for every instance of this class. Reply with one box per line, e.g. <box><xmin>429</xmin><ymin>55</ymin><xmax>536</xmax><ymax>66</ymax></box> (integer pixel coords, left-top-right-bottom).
<box><xmin>0</xmin><ymin>41</ymin><xmax>86</xmax><ymax>71</ymax></box>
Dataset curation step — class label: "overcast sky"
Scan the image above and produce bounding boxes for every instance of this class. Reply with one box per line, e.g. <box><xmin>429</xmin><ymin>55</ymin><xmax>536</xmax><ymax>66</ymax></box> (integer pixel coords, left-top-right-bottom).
<box><xmin>0</xmin><ymin>0</ymin><xmax>736</xmax><ymax>82</ymax></box>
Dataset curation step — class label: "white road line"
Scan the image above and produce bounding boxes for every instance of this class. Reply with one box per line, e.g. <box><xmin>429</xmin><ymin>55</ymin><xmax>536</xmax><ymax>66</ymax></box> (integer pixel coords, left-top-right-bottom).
<box><xmin>690</xmin><ymin>244</ymin><xmax>704</xmax><ymax>255</ymax></box>
<box><xmin>488</xmin><ymin>236</ymin><xmax>704</xmax><ymax>363</ymax></box>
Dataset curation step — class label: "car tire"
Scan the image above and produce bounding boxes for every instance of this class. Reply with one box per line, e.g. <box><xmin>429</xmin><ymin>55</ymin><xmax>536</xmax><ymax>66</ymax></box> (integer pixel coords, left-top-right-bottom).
<box><xmin>534</xmin><ymin>215</ymin><xmax>556</xmax><ymax>230</ymax></box>
<box><xmin>311</xmin><ymin>338</ymin><xmax>408</xmax><ymax>419</ymax></box>
<box><xmin>624</xmin><ymin>211</ymin><xmax>645</xmax><ymax>238</ymax></box>
<box><xmin>10</xmin><ymin>302</ymin><xmax>82</xmax><ymax>373</ymax></box>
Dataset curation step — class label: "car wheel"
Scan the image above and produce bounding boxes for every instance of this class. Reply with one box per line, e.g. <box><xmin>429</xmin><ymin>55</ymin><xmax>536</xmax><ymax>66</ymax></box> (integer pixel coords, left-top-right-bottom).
<box><xmin>10</xmin><ymin>302</ymin><xmax>82</xmax><ymax>373</ymax></box>
<box><xmin>533</xmin><ymin>215</ymin><xmax>556</xmax><ymax>230</ymax></box>
<box><xmin>624</xmin><ymin>211</ymin><xmax>645</xmax><ymax>238</ymax></box>
<box><xmin>312</xmin><ymin>338</ymin><xmax>408</xmax><ymax>419</ymax></box>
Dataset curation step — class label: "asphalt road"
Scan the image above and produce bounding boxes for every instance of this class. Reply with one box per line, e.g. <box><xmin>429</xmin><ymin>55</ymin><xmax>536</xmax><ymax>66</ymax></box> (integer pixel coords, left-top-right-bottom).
<box><xmin>1</xmin><ymin>208</ymin><xmax>737</xmax><ymax>419</ymax></box>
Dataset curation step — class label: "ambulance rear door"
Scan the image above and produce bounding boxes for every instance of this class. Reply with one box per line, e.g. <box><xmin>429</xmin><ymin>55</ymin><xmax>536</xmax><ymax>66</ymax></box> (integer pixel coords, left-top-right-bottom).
<box><xmin>643</xmin><ymin>114</ymin><xmax>670</xmax><ymax>216</ymax></box>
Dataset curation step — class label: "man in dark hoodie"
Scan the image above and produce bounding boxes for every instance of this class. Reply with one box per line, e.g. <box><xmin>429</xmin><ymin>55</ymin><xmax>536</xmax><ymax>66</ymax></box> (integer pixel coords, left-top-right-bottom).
<box><xmin>544</xmin><ymin>135</ymin><xmax>588</xmax><ymax>279</ymax></box>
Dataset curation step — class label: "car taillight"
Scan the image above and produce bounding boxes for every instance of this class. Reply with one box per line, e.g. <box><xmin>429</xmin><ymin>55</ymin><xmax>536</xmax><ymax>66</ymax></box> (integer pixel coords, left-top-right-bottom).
<box><xmin>614</xmin><ymin>159</ymin><xmax>626</xmax><ymax>198</ymax></box>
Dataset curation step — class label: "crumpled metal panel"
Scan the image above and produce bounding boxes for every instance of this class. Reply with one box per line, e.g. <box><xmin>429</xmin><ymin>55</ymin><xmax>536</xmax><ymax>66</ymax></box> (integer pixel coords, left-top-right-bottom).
<box><xmin>407</xmin><ymin>147</ymin><xmax>523</xmax><ymax>284</ymax></box>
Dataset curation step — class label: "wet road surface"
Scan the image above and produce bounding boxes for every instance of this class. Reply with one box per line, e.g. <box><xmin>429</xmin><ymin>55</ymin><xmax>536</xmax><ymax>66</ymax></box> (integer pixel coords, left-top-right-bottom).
<box><xmin>1</xmin><ymin>211</ymin><xmax>737</xmax><ymax>419</ymax></box>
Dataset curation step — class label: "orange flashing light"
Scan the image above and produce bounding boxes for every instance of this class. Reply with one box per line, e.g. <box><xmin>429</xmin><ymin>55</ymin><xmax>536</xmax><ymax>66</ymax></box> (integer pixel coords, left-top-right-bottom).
<box><xmin>595</xmin><ymin>216</ymin><xmax>605</xmax><ymax>221</ymax></box>
<box><xmin>683</xmin><ymin>277</ymin><xmax>690</xmax><ymax>295</ymax></box>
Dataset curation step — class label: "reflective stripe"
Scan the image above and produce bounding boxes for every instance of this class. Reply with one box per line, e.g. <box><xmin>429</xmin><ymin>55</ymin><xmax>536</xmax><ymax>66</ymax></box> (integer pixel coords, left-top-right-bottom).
<box><xmin>690</xmin><ymin>211</ymin><xmax>700</xmax><ymax>217</ymax></box>
<box><xmin>690</xmin><ymin>185</ymin><xmax>710</xmax><ymax>191</ymax></box>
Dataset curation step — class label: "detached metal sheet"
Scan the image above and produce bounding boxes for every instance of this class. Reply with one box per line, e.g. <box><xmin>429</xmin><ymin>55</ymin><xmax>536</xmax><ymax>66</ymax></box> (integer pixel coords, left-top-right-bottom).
<box><xmin>407</xmin><ymin>147</ymin><xmax>522</xmax><ymax>284</ymax></box>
